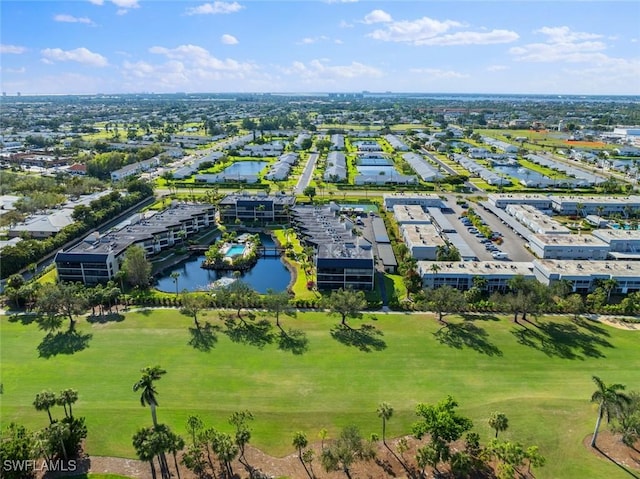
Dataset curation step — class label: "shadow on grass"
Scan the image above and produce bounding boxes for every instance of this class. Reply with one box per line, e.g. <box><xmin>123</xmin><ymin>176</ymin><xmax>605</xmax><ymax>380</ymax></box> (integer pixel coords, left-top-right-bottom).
<box><xmin>8</xmin><ymin>313</ymin><xmax>38</xmax><ymax>325</ymax></box>
<box><xmin>223</xmin><ymin>316</ymin><xmax>274</xmax><ymax>349</ymax></box>
<box><xmin>37</xmin><ymin>330</ymin><xmax>92</xmax><ymax>358</ymax></box>
<box><xmin>86</xmin><ymin>313</ymin><xmax>125</xmax><ymax>324</ymax></box>
<box><xmin>433</xmin><ymin>322</ymin><xmax>503</xmax><ymax>356</ymax></box>
<box><xmin>188</xmin><ymin>321</ymin><xmax>220</xmax><ymax>352</ymax></box>
<box><xmin>277</xmin><ymin>328</ymin><xmax>309</xmax><ymax>355</ymax></box>
<box><xmin>460</xmin><ymin>312</ymin><xmax>500</xmax><ymax>322</ymax></box>
<box><xmin>594</xmin><ymin>445</ymin><xmax>640</xmax><ymax>478</ymax></box>
<box><xmin>330</xmin><ymin>323</ymin><xmax>386</xmax><ymax>352</ymax></box>
<box><xmin>512</xmin><ymin>318</ymin><xmax>613</xmax><ymax>360</ymax></box>
<box><xmin>573</xmin><ymin>316</ymin><xmax>611</xmax><ymax>336</ymax></box>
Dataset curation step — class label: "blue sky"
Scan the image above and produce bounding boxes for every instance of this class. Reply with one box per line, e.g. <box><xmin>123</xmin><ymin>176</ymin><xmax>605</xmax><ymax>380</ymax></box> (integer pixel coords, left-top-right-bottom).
<box><xmin>1</xmin><ymin>1</ymin><xmax>639</xmax><ymax>95</ymax></box>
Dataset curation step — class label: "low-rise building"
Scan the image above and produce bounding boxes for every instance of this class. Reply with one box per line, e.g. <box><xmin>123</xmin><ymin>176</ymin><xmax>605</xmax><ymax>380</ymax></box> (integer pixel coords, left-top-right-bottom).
<box><xmin>592</xmin><ymin>229</ymin><xmax>640</xmax><ymax>258</ymax></box>
<box><xmin>401</xmin><ymin>223</ymin><xmax>445</xmax><ymax>260</ymax></box>
<box><xmin>55</xmin><ymin>203</ymin><xmax>216</xmax><ymax>285</ymax></box>
<box><xmin>533</xmin><ymin>260</ymin><xmax>640</xmax><ymax>294</ymax></box>
<box><xmin>505</xmin><ymin>204</ymin><xmax>571</xmax><ymax>235</ymax></box>
<box><xmin>218</xmin><ymin>193</ymin><xmax>296</xmax><ymax>224</ymax></box>
<box><xmin>417</xmin><ymin>261</ymin><xmax>535</xmax><ymax>291</ymax></box>
<box><xmin>528</xmin><ymin>233</ymin><xmax>609</xmax><ymax>260</ymax></box>
<box><xmin>383</xmin><ymin>193</ymin><xmax>444</xmax><ymax>210</ymax></box>
<box><xmin>324</xmin><ymin>151</ymin><xmax>347</xmax><ymax>182</ymax></box>
<box><xmin>549</xmin><ymin>195</ymin><xmax>640</xmax><ymax>216</ymax></box>
<box><xmin>392</xmin><ymin>204</ymin><xmax>431</xmax><ymax>225</ymax></box>
<box><xmin>487</xmin><ymin>193</ymin><xmax>554</xmax><ymax>210</ymax></box>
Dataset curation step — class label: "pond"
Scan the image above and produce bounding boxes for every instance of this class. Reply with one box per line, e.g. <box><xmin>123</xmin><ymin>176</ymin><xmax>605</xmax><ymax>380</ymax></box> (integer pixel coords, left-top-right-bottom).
<box><xmin>493</xmin><ymin>164</ymin><xmax>553</xmax><ymax>183</ymax></box>
<box><xmin>220</xmin><ymin>161</ymin><xmax>269</xmax><ymax>176</ymax></box>
<box><xmin>155</xmin><ymin>233</ymin><xmax>291</xmax><ymax>293</ymax></box>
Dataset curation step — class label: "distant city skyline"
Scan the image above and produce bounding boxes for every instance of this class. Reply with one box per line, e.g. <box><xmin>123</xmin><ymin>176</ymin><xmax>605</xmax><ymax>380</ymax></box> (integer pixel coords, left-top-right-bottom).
<box><xmin>1</xmin><ymin>1</ymin><xmax>639</xmax><ymax>96</ymax></box>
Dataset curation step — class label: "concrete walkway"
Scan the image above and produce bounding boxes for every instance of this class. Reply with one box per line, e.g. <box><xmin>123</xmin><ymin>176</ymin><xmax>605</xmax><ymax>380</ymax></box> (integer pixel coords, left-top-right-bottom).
<box><xmin>294</xmin><ymin>153</ymin><xmax>318</xmax><ymax>194</ymax></box>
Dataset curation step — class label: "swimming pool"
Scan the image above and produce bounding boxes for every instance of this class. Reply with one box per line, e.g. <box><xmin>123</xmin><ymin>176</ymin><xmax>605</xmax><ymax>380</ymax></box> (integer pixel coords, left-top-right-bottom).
<box><xmin>225</xmin><ymin>244</ymin><xmax>246</xmax><ymax>257</ymax></box>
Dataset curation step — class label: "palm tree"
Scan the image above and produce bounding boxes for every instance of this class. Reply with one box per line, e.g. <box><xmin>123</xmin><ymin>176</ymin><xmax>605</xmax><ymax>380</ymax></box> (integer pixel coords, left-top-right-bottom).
<box><xmin>132</xmin><ymin>427</ymin><xmax>158</xmax><ymax>479</ymax></box>
<box><xmin>33</xmin><ymin>391</ymin><xmax>57</xmax><ymax>424</ymax></box>
<box><xmin>292</xmin><ymin>431</ymin><xmax>312</xmax><ymax>478</ymax></box>
<box><xmin>377</xmin><ymin>402</ymin><xmax>394</xmax><ymax>446</ymax></box>
<box><xmin>590</xmin><ymin>375</ymin><xmax>631</xmax><ymax>447</ymax></box>
<box><xmin>133</xmin><ymin>366</ymin><xmax>167</xmax><ymax>427</ymax></box>
<box><xmin>488</xmin><ymin>412</ymin><xmax>509</xmax><ymax>438</ymax></box>
<box><xmin>170</xmin><ymin>272</ymin><xmax>180</xmax><ymax>295</ymax></box>
<box><xmin>57</xmin><ymin>388</ymin><xmax>78</xmax><ymax>419</ymax></box>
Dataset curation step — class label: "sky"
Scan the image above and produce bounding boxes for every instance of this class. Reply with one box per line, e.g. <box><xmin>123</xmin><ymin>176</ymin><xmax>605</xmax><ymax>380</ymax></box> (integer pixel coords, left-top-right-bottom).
<box><xmin>1</xmin><ymin>0</ymin><xmax>639</xmax><ymax>96</ymax></box>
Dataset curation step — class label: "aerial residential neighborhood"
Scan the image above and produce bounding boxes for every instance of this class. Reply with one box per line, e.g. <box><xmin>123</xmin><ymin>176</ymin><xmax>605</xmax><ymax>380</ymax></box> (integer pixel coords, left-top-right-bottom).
<box><xmin>2</xmin><ymin>1</ymin><xmax>640</xmax><ymax>478</ymax></box>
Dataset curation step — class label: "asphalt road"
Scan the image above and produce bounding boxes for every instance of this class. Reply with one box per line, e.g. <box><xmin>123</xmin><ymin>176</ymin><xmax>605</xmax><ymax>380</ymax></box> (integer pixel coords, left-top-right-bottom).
<box><xmin>294</xmin><ymin>153</ymin><xmax>319</xmax><ymax>194</ymax></box>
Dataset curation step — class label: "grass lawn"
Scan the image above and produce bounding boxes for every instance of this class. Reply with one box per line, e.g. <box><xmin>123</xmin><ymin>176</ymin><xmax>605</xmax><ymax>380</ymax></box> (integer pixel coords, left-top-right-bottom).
<box><xmin>2</xmin><ymin>310</ymin><xmax>639</xmax><ymax>478</ymax></box>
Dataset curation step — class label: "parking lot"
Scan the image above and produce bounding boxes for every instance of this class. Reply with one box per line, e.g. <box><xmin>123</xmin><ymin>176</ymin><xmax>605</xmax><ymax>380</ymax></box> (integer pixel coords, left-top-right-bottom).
<box><xmin>444</xmin><ymin>195</ymin><xmax>535</xmax><ymax>262</ymax></box>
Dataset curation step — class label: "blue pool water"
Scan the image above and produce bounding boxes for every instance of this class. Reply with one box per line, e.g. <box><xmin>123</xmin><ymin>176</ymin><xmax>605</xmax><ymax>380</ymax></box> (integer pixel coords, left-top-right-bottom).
<box><xmin>357</xmin><ymin>165</ymin><xmax>397</xmax><ymax>175</ymax></box>
<box><xmin>225</xmin><ymin>245</ymin><xmax>246</xmax><ymax>256</ymax></box>
<box><xmin>221</xmin><ymin>161</ymin><xmax>269</xmax><ymax>176</ymax></box>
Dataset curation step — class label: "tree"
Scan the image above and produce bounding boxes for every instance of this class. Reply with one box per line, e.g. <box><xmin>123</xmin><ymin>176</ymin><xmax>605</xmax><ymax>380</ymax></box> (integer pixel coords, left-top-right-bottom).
<box><xmin>33</xmin><ymin>391</ymin><xmax>57</xmax><ymax>424</ymax></box>
<box><xmin>264</xmin><ymin>288</ymin><xmax>292</xmax><ymax>329</ymax></box>
<box><xmin>180</xmin><ymin>293</ymin><xmax>207</xmax><ymax>328</ymax></box>
<box><xmin>424</xmin><ymin>285</ymin><xmax>466</xmax><ymax>323</ymax></box>
<box><xmin>303</xmin><ymin>186</ymin><xmax>316</xmax><ymax>202</ymax></box>
<box><xmin>133</xmin><ymin>366</ymin><xmax>167</xmax><ymax>427</ymax></box>
<box><xmin>412</xmin><ymin>396</ymin><xmax>473</xmax><ymax>473</ymax></box>
<box><xmin>35</xmin><ymin>282</ymin><xmax>87</xmax><ymax>332</ymax></box>
<box><xmin>132</xmin><ymin>427</ymin><xmax>159</xmax><ymax>479</ymax></box>
<box><xmin>223</xmin><ymin>280</ymin><xmax>259</xmax><ymax>320</ymax></box>
<box><xmin>170</xmin><ymin>272</ymin><xmax>180</xmax><ymax>295</ymax></box>
<box><xmin>57</xmin><ymin>388</ymin><xmax>79</xmax><ymax>419</ymax></box>
<box><xmin>211</xmin><ymin>429</ymin><xmax>239</xmax><ymax>478</ymax></box>
<box><xmin>185</xmin><ymin>415</ymin><xmax>203</xmax><ymax>447</ymax></box>
<box><xmin>122</xmin><ymin>245</ymin><xmax>152</xmax><ymax>289</ymax></box>
<box><xmin>563</xmin><ymin>294</ymin><xmax>585</xmax><ymax>320</ymax></box>
<box><xmin>488</xmin><ymin>412</ymin><xmax>509</xmax><ymax>439</ymax></box>
<box><xmin>229</xmin><ymin>410</ymin><xmax>253</xmax><ymax>467</ymax></box>
<box><xmin>292</xmin><ymin>431</ymin><xmax>312</xmax><ymax>478</ymax></box>
<box><xmin>590</xmin><ymin>375</ymin><xmax>631</xmax><ymax>447</ymax></box>
<box><xmin>0</xmin><ymin>423</ymin><xmax>37</xmax><ymax>479</ymax></box>
<box><xmin>377</xmin><ymin>402</ymin><xmax>393</xmax><ymax>446</ymax></box>
<box><xmin>321</xmin><ymin>424</ymin><xmax>375</xmax><ymax>479</ymax></box>
<box><xmin>324</xmin><ymin>287</ymin><xmax>367</xmax><ymax>327</ymax></box>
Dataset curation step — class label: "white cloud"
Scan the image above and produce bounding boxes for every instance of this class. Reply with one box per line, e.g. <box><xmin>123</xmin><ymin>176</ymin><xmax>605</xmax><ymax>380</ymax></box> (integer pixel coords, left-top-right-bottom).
<box><xmin>88</xmin><ymin>0</ymin><xmax>103</xmax><ymax>4</ymax></box>
<box><xmin>486</xmin><ymin>64</ymin><xmax>508</xmax><ymax>72</ymax></box>
<box><xmin>1</xmin><ymin>44</ymin><xmax>27</xmax><ymax>54</ymax></box>
<box><xmin>298</xmin><ymin>35</ymin><xmax>330</xmax><ymax>45</ymax></box>
<box><xmin>339</xmin><ymin>20</ymin><xmax>354</xmax><ymax>28</ymax></box>
<box><xmin>363</xmin><ymin>9</ymin><xmax>392</xmax><ymax>24</ymax></box>
<box><xmin>4</xmin><ymin>67</ymin><xmax>26</xmax><ymax>74</ymax></box>
<box><xmin>41</xmin><ymin>47</ymin><xmax>109</xmax><ymax>67</ymax></box>
<box><xmin>409</xmin><ymin>68</ymin><xmax>468</xmax><ymax>79</ymax></box>
<box><xmin>149</xmin><ymin>44</ymin><xmax>255</xmax><ymax>73</ymax></box>
<box><xmin>368</xmin><ymin>16</ymin><xmax>462</xmax><ymax>44</ymax></box>
<box><xmin>510</xmin><ymin>26</ymin><xmax>609</xmax><ymax>63</ymax></box>
<box><xmin>324</xmin><ymin>0</ymin><xmax>358</xmax><ymax>3</ymax></box>
<box><xmin>111</xmin><ymin>0</ymin><xmax>139</xmax><ymax>8</ymax></box>
<box><xmin>282</xmin><ymin>59</ymin><xmax>383</xmax><ymax>82</ymax></box>
<box><xmin>54</xmin><ymin>14</ymin><xmax>95</xmax><ymax>25</ymax></box>
<box><xmin>221</xmin><ymin>34</ymin><xmax>238</xmax><ymax>45</ymax></box>
<box><xmin>185</xmin><ymin>2</ymin><xmax>243</xmax><ymax>15</ymax></box>
<box><xmin>417</xmin><ymin>29</ymin><xmax>519</xmax><ymax>46</ymax></box>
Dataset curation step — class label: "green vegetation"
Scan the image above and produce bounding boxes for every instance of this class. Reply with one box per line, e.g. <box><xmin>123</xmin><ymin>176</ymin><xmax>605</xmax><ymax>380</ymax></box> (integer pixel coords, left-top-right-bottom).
<box><xmin>1</xmin><ymin>310</ymin><xmax>638</xmax><ymax>478</ymax></box>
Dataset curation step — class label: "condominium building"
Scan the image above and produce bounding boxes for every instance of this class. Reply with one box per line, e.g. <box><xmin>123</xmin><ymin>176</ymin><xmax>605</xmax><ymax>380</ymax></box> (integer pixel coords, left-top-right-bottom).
<box><xmin>505</xmin><ymin>204</ymin><xmax>571</xmax><ymax>235</ymax></box>
<box><xmin>528</xmin><ymin>234</ymin><xmax>609</xmax><ymax>260</ymax></box>
<box><xmin>401</xmin><ymin>223</ymin><xmax>446</xmax><ymax>260</ymax></box>
<box><xmin>532</xmin><ymin>260</ymin><xmax>640</xmax><ymax>294</ymax></box>
<box><xmin>417</xmin><ymin>261</ymin><xmax>535</xmax><ymax>291</ymax></box>
<box><xmin>218</xmin><ymin>193</ymin><xmax>296</xmax><ymax>224</ymax></box>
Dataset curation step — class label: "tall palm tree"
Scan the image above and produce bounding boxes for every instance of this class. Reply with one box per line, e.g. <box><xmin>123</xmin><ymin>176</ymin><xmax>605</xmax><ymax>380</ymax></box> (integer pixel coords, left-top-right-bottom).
<box><xmin>57</xmin><ymin>388</ymin><xmax>78</xmax><ymax>419</ymax></box>
<box><xmin>33</xmin><ymin>391</ymin><xmax>57</xmax><ymax>424</ymax></box>
<box><xmin>377</xmin><ymin>402</ymin><xmax>394</xmax><ymax>446</ymax></box>
<box><xmin>488</xmin><ymin>412</ymin><xmax>509</xmax><ymax>438</ymax></box>
<box><xmin>133</xmin><ymin>366</ymin><xmax>167</xmax><ymax>427</ymax></box>
<box><xmin>590</xmin><ymin>375</ymin><xmax>631</xmax><ymax>447</ymax></box>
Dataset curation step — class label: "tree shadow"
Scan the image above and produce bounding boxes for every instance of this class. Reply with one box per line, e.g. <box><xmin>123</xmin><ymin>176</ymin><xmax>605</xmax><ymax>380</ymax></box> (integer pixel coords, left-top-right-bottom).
<box><xmin>330</xmin><ymin>323</ymin><xmax>386</xmax><ymax>352</ymax></box>
<box><xmin>277</xmin><ymin>328</ymin><xmax>309</xmax><ymax>355</ymax></box>
<box><xmin>460</xmin><ymin>312</ymin><xmax>500</xmax><ymax>322</ymax></box>
<box><xmin>37</xmin><ymin>330</ymin><xmax>93</xmax><ymax>358</ymax></box>
<box><xmin>433</xmin><ymin>322</ymin><xmax>503</xmax><ymax>356</ymax></box>
<box><xmin>511</xmin><ymin>318</ymin><xmax>613</xmax><ymax>360</ymax></box>
<box><xmin>223</xmin><ymin>317</ymin><xmax>274</xmax><ymax>349</ymax></box>
<box><xmin>572</xmin><ymin>316</ymin><xmax>611</xmax><ymax>336</ymax></box>
<box><xmin>86</xmin><ymin>313</ymin><xmax>125</xmax><ymax>324</ymax></box>
<box><xmin>594</xmin><ymin>445</ymin><xmax>640</xmax><ymax>478</ymax></box>
<box><xmin>8</xmin><ymin>313</ymin><xmax>38</xmax><ymax>325</ymax></box>
<box><xmin>188</xmin><ymin>321</ymin><xmax>220</xmax><ymax>352</ymax></box>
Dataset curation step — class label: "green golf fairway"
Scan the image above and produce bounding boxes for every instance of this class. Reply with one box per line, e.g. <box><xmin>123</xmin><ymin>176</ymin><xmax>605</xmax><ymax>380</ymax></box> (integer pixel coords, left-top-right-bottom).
<box><xmin>1</xmin><ymin>310</ymin><xmax>638</xmax><ymax>478</ymax></box>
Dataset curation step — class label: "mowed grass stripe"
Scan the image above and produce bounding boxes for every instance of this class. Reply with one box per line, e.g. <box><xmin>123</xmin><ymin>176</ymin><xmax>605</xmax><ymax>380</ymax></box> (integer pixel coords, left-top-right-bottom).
<box><xmin>1</xmin><ymin>310</ymin><xmax>638</xmax><ymax>478</ymax></box>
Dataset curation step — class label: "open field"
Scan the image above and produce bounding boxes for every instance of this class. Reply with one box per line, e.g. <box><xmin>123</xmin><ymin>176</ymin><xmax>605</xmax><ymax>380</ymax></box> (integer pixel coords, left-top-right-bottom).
<box><xmin>1</xmin><ymin>310</ymin><xmax>639</xmax><ymax>478</ymax></box>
